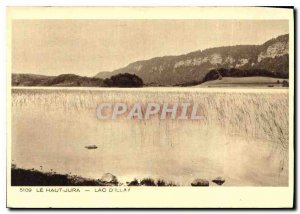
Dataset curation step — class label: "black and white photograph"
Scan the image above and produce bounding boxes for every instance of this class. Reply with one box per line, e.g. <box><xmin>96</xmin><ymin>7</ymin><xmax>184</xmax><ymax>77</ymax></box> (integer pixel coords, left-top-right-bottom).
<box><xmin>6</xmin><ymin>6</ymin><xmax>295</xmax><ymax>208</ymax></box>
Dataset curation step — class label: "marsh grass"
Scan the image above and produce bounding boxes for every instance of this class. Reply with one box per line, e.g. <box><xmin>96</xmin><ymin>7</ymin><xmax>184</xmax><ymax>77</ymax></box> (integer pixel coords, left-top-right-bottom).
<box><xmin>13</xmin><ymin>88</ymin><xmax>288</xmax><ymax>153</ymax></box>
<box><xmin>11</xmin><ymin>88</ymin><xmax>289</xmax><ymax>185</ymax></box>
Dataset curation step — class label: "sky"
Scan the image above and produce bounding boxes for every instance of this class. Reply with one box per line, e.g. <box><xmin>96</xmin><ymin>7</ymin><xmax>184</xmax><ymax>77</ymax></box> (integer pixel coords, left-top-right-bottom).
<box><xmin>12</xmin><ymin>20</ymin><xmax>289</xmax><ymax>77</ymax></box>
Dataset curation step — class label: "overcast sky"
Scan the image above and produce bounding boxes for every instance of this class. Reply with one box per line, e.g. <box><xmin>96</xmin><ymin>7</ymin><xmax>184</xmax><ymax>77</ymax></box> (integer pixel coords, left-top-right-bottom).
<box><xmin>12</xmin><ymin>20</ymin><xmax>288</xmax><ymax>77</ymax></box>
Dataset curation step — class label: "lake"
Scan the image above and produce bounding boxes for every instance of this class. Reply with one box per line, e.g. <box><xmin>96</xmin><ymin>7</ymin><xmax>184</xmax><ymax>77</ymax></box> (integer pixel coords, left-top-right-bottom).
<box><xmin>11</xmin><ymin>87</ymin><xmax>289</xmax><ymax>186</ymax></box>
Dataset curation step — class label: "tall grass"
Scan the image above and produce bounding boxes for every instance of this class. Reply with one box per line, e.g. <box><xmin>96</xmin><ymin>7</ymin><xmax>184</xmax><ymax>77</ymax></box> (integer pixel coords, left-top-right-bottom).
<box><xmin>12</xmin><ymin>88</ymin><xmax>288</xmax><ymax>147</ymax></box>
<box><xmin>11</xmin><ymin>88</ymin><xmax>289</xmax><ymax>185</ymax></box>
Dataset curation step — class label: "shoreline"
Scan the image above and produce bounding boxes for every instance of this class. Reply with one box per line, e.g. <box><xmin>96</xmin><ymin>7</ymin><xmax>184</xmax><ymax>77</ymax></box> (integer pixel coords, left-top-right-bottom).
<box><xmin>11</xmin><ymin>86</ymin><xmax>289</xmax><ymax>94</ymax></box>
<box><xmin>11</xmin><ymin>166</ymin><xmax>225</xmax><ymax>187</ymax></box>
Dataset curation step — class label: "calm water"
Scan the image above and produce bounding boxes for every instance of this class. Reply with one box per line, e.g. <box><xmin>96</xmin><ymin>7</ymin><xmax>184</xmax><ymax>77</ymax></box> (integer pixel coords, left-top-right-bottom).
<box><xmin>11</xmin><ymin>88</ymin><xmax>289</xmax><ymax>186</ymax></box>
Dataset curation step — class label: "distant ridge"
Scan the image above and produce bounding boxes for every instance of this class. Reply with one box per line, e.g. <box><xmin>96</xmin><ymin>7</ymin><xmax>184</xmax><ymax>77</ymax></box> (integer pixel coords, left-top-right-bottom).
<box><xmin>12</xmin><ymin>34</ymin><xmax>289</xmax><ymax>87</ymax></box>
<box><xmin>12</xmin><ymin>73</ymin><xmax>103</xmax><ymax>87</ymax></box>
<box><xmin>95</xmin><ymin>34</ymin><xmax>289</xmax><ymax>86</ymax></box>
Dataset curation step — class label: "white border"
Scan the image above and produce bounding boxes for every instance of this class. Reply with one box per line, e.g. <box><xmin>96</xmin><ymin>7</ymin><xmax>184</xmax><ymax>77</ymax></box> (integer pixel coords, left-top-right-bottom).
<box><xmin>1</xmin><ymin>1</ymin><xmax>298</xmax><ymax>212</ymax></box>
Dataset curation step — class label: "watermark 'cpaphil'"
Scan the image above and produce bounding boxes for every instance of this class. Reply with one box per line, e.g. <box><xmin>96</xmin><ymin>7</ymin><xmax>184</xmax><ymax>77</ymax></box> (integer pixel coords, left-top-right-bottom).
<box><xmin>96</xmin><ymin>102</ymin><xmax>205</xmax><ymax>120</ymax></box>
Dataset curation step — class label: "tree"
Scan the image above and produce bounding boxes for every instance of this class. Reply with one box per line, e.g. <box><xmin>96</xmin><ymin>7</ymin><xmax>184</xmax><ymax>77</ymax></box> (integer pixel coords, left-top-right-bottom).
<box><xmin>103</xmin><ymin>73</ymin><xmax>144</xmax><ymax>87</ymax></box>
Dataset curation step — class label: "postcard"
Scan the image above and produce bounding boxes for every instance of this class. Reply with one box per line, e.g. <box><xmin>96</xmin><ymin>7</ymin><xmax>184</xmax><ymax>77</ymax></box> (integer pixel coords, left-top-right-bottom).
<box><xmin>6</xmin><ymin>6</ymin><xmax>294</xmax><ymax>208</ymax></box>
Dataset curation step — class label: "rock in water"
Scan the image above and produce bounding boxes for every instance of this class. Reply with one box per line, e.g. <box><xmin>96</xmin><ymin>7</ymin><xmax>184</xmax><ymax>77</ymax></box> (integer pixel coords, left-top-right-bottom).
<box><xmin>191</xmin><ymin>179</ymin><xmax>209</xmax><ymax>186</ymax></box>
<box><xmin>84</xmin><ymin>145</ymin><xmax>98</xmax><ymax>149</ymax></box>
<box><xmin>100</xmin><ymin>173</ymin><xmax>118</xmax><ymax>185</ymax></box>
<box><xmin>212</xmin><ymin>177</ymin><xmax>225</xmax><ymax>185</ymax></box>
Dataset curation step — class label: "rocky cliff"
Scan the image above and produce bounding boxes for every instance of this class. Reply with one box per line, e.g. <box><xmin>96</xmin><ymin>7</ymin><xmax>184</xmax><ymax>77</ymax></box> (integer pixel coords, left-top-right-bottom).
<box><xmin>96</xmin><ymin>34</ymin><xmax>289</xmax><ymax>85</ymax></box>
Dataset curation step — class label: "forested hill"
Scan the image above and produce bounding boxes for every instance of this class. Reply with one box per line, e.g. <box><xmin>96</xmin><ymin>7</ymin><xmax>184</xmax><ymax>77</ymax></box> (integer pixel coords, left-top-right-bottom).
<box><xmin>96</xmin><ymin>34</ymin><xmax>289</xmax><ymax>86</ymax></box>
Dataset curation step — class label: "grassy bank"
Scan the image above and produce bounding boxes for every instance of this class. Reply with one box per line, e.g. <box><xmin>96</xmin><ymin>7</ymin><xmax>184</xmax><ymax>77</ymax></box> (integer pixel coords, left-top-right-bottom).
<box><xmin>11</xmin><ymin>167</ymin><xmax>109</xmax><ymax>186</ymax></box>
<box><xmin>11</xmin><ymin>167</ymin><xmax>224</xmax><ymax>186</ymax></box>
<box><xmin>194</xmin><ymin>77</ymin><xmax>289</xmax><ymax>88</ymax></box>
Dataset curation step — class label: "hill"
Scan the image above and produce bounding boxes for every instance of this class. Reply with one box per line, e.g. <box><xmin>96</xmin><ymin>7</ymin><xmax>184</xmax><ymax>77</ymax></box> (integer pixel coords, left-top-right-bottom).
<box><xmin>12</xmin><ymin>34</ymin><xmax>289</xmax><ymax>87</ymax></box>
<box><xmin>95</xmin><ymin>34</ymin><xmax>289</xmax><ymax>86</ymax></box>
<box><xmin>12</xmin><ymin>74</ymin><xmax>104</xmax><ymax>87</ymax></box>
